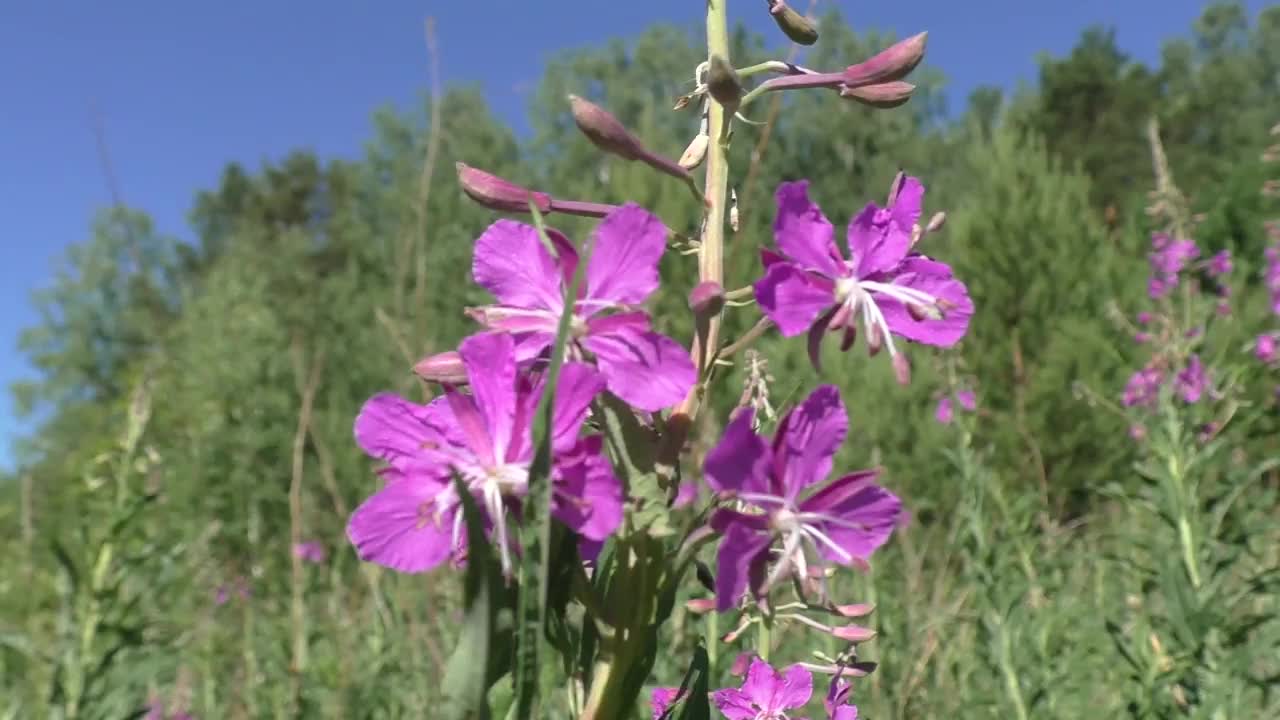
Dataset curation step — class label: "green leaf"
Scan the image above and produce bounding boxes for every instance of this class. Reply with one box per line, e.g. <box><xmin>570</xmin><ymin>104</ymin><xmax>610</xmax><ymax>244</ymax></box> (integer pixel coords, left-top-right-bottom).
<box><xmin>512</xmin><ymin>200</ymin><xmax>592</xmax><ymax>717</ymax></box>
<box><xmin>672</xmin><ymin>644</ymin><xmax>712</xmax><ymax>720</ymax></box>
<box><xmin>442</xmin><ymin>474</ymin><xmax>503</xmax><ymax>720</ymax></box>
<box><xmin>598</xmin><ymin>394</ymin><xmax>673</xmax><ymax>537</ymax></box>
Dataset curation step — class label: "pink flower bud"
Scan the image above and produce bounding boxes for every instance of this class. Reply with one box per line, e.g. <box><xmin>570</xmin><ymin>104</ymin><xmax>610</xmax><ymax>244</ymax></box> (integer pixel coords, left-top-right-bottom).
<box><xmin>842</xmin><ymin>32</ymin><xmax>928</xmax><ymax>88</ymax></box>
<box><xmin>456</xmin><ymin>163</ymin><xmax>552</xmax><ymax>214</ymax></box>
<box><xmin>689</xmin><ymin>281</ymin><xmax>726</xmax><ymax>315</ymax></box>
<box><xmin>835</xmin><ymin>603</ymin><xmax>876</xmax><ymax>618</ymax></box>
<box><xmin>413</xmin><ymin>350</ymin><xmax>467</xmax><ymax>384</ymax></box>
<box><xmin>568</xmin><ymin>95</ymin><xmax>694</xmax><ymax>184</ymax></box>
<box><xmin>729</xmin><ymin>653</ymin><xmax>757</xmax><ymax>677</ymax></box>
<box><xmin>832</xmin><ymin>624</ymin><xmax>877</xmax><ymax>642</ymax></box>
<box><xmin>685</xmin><ymin>598</ymin><xmax>716</xmax><ymax>614</ymax></box>
<box><xmin>840</xmin><ymin>81</ymin><xmax>916</xmax><ymax>109</ymax></box>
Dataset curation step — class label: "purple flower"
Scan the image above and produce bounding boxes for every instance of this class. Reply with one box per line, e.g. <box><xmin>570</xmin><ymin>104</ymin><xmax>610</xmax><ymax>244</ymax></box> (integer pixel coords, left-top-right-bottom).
<box><xmin>1257</xmin><ymin>334</ymin><xmax>1277</xmax><ymax>363</ymax></box>
<box><xmin>704</xmin><ymin>386</ymin><xmax>903</xmax><ymax>611</ymax></box>
<box><xmin>934</xmin><ymin>396</ymin><xmax>953</xmax><ymax>425</ymax></box>
<box><xmin>1175</xmin><ymin>355</ymin><xmax>1207</xmax><ymax>404</ymax></box>
<box><xmin>956</xmin><ymin>389</ymin><xmax>976</xmax><ymax>411</ymax></box>
<box><xmin>1147</xmin><ymin>234</ymin><xmax>1199</xmax><ymax>299</ymax></box>
<box><xmin>214</xmin><ymin>585</ymin><xmax>229</xmax><ymax>606</ymax></box>
<box><xmin>651</xmin><ymin>687</ymin><xmax>680</xmax><ymax>719</ymax></box>
<box><xmin>712</xmin><ymin>658</ymin><xmax>812</xmax><ymax>719</ymax></box>
<box><xmin>1208</xmin><ymin>250</ymin><xmax>1232</xmax><ymax>277</ymax></box>
<box><xmin>466</xmin><ymin>205</ymin><xmax>696</xmax><ymax>411</ymax></box>
<box><xmin>292</xmin><ymin>541</ymin><xmax>327</xmax><ymax>564</ymax></box>
<box><xmin>825</xmin><ymin>679</ymin><xmax>859</xmax><ymax>720</ymax></box>
<box><xmin>346</xmin><ymin>333</ymin><xmax>623</xmax><ymax>575</ymax></box>
<box><xmin>1134</xmin><ymin>332</ymin><xmax>1151</xmax><ymax>344</ymax></box>
<box><xmin>1122</xmin><ymin>366</ymin><xmax>1164</xmax><ymax>408</ymax></box>
<box><xmin>1136</xmin><ymin>311</ymin><xmax>1152</xmax><ymax>325</ymax></box>
<box><xmin>753</xmin><ymin>180</ymin><xmax>972</xmax><ymax>380</ymax></box>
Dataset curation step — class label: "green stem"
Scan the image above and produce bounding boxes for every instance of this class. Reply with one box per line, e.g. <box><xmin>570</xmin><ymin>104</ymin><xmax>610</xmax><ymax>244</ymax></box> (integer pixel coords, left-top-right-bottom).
<box><xmin>757</xmin><ymin>616</ymin><xmax>772</xmax><ymax>663</ymax></box>
<box><xmin>696</xmin><ymin>0</ymin><xmax>730</xmax><ymax>382</ymax></box>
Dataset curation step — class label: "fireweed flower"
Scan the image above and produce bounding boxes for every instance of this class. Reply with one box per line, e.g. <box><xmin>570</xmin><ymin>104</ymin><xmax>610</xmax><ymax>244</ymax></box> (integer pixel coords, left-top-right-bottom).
<box><xmin>712</xmin><ymin>657</ymin><xmax>812</xmax><ymax>720</ymax></box>
<box><xmin>292</xmin><ymin>541</ymin><xmax>326</xmax><ymax>564</ymax></box>
<box><xmin>1147</xmin><ymin>233</ymin><xmax>1199</xmax><ymax>299</ymax></box>
<box><xmin>466</xmin><ymin>205</ymin><xmax>696</xmax><ymax>411</ymax></box>
<box><xmin>825</xmin><ymin>679</ymin><xmax>859</xmax><ymax>720</ymax></box>
<box><xmin>1175</xmin><ymin>354</ymin><xmax>1207</xmax><ymax>404</ymax></box>
<box><xmin>935</xmin><ymin>388</ymin><xmax>976</xmax><ymax>425</ymax></box>
<box><xmin>1208</xmin><ymin>250</ymin><xmax>1232</xmax><ymax>277</ymax></box>
<box><xmin>346</xmin><ymin>333</ymin><xmax>622</xmax><ymax>575</ymax></box>
<box><xmin>754</xmin><ymin>180</ymin><xmax>972</xmax><ymax>380</ymax></box>
<box><xmin>1122</xmin><ymin>366</ymin><xmax>1164</xmax><ymax>408</ymax></box>
<box><xmin>1256</xmin><ymin>333</ymin><xmax>1277</xmax><ymax>364</ymax></box>
<box><xmin>704</xmin><ymin>385</ymin><xmax>903</xmax><ymax>611</ymax></box>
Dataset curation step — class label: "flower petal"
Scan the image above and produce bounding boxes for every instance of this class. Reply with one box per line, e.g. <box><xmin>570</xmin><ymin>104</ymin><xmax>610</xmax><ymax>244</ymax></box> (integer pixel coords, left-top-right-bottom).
<box><xmin>460</xmin><ymin>333</ymin><xmax>518</xmax><ymax>461</ymax></box>
<box><xmin>586</xmin><ymin>204</ymin><xmax>667</xmax><ymax>305</ymax></box>
<box><xmin>347</xmin><ymin>478</ymin><xmax>455</xmax><ymax>573</ymax></box>
<box><xmin>890</xmin><ymin>175</ymin><xmax>924</xmax><ymax>231</ymax></box>
<box><xmin>848</xmin><ymin>202</ymin><xmax>910</xmax><ymax>277</ymax></box>
<box><xmin>875</xmin><ymin>258</ymin><xmax>973</xmax><ymax>347</ymax></box>
<box><xmin>800</xmin><ymin>470</ymin><xmax>901</xmax><ymax>564</ymax></box>
<box><xmin>741</xmin><ymin>658</ymin><xmax>782</xmax><ymax>708</ymax></box>
<box><xmin>703</xmin><ymin>409</ymin><xmax>772</xmax><ymax>495</ymax></box>
<box><xmin>754</xmin><ymin>263</ymin><xmax>836</xmax><ymax>337</ymax></box>
<box><xmin>550</xmin><ymin>362</ymin><xmax>606</xmax><ymax>452</ymax></box>
<box><xmin>774</xmin><ymin>180</ymin><xmax>843</xmax><ymax>276</ymax></box>
<box><xmin>354</xmin><ymin>393</ymin><xmax>456</xmax><ymax>466</ymax></box>
<box><xmin>774</xmin><ymin>385</ymin><xmax>847</xmax><ymax>499</ymax></box>
<box><xmin>473</xmin><ymin>220</ymin><xmax>566</xmax><ymax>311</ymax></box>
<box><xmin>651</xmin><ymin>687</ymin><xmax>681</xmax><ymax>719</ymax></box>
<box><xmin>772</xmin><ymin>664</ymin><xmax>814</xmax><ymax>711</ymax></box>
<box><xmin>711</xmin><ymin>688</ymin><xmax>759</xmax><ymax>720</ymax></box>
<box><xmin>585</xmin><ymin>311</ymin><xmax>651</xmax><ymax>336</ymax></box>
<box><xmin>552</xmin><ymin>436</ymin><xmax>623</xmax><ymax>541</ymax></box>
<box><xmin>582</xmin><ymin>328</ymin><xmax>695</xmax><ymax>412</ymax></box>
<box><xmin>714</xmin><ymin>521</ymin><xmax>772</xmax><ymax>612</ymax></box>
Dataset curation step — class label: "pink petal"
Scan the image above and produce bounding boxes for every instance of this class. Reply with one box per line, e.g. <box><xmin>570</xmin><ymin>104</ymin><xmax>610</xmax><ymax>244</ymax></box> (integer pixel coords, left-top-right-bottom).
<box><xmin>582</xmin><ymin>327</ymin><xmax>695</xmax><ymax>412</ymax></box>
<box><xmin>460</xmin><ymin>333</ymin><xmax>518</xmax><ymax>461</ymax></box>
<box><xmin>472</xmin><ymin>220</ymin><xmax>566</xmax><ymax>311</ymax></box>
<box><xmin>934</xmin><ymin>397</ymin><xmax>953</xmax><ymax>424</ymax></box>
<box><xmin>774</xmin><ymin>385</ymin><xmax>847</xmax><ymax>499</ymax></box>
<box><xmin>890</xmin><ymin>175</ymin><xmax>924</xmax><ymax>231</ymax></box>
<box><xmin>714</xmin><ymin>521</ymin><xmax>772</xmax><ymax>612</ymax></box>
<box><xmin>354</xmin><ymin>393</ymin><xmax>454</xmax><ymax>466</ymax></box>
<box><xmin>754</xmin><ymin>263</ymin><xmax>836</xmax><ymax>337</ymax></box>
<box><xmin>774</xmin><ymin>181</ymin><xmax>844</xmax><ymax>276</ymax></box>
<box><xmin>876</xmin><ymin>258</ymin><xmax>973</xmax><ymax>347</ymax></box>
<box><xmin>771</xmin><ymin>664</ymin><xmax>814</xmax><ymax>711</ymax></box>
<box><xmin>444</xmin><ymin>389</ymin><xmax>494</xmax><ymax>467</ymax></box>
<box><xmin>347</xmin><ymin>478</ymin><xmax>455</xmax><ymax>573</ymax></box>
<box><xmin>711</xmin><ymin>688</ymin><xmax>759</xmax><ymax>720</ymax></box>
<box><xmin>800</xmin><ymin>471</ymin><xmax>901</xmax><ymax>564</ymax></box>
<box><xmin>585</xmin><ymin>204</ymin><xmax>667</xmax><ymax>305</ymax></box>
<box><xmin>741</xmin><ymin>658</ymin><xmax>782</xmax><ymax>708</ymax></box>
<box><xmin>585</xmin><ymin>311</ymin><xmax>651</xmax><ymax>336</ymax></box>
<box><xmin>848</xmin><ymin>202</ymin><xmax>910</xmax><ymax>277</ymax></box>
<box><xmin>549</xmin><ymin>362</ymin><xmax>606</xmax><ymax>452</ymax></box>
<box><xmin>552</xmin><ymin>436</ymin><xmax>623</xmax><ymax>541</ymax></box>
<box><xmin>703</xmin><ymin>409</ymin><xmax>772</xmax><ymax>495</ymax></box>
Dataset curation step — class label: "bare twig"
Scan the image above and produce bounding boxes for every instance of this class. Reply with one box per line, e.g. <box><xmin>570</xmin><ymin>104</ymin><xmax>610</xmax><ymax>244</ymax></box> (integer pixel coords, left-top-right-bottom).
<box><xmin>288</xmin><ymin>340</ymin><xmax>326</xmax><ymax>708</ymax></box>
<box><xmin>412</xmin><ymin>19</ymin><xmax>445</xmax><ymax>355</ymax></box>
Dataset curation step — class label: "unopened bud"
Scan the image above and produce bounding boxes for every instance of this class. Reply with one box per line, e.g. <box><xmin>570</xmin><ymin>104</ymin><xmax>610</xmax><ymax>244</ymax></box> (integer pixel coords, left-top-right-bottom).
<box><xmin>689</xmin><ymin>280</ymin><xmax>726</xmax><ymax>316</ymax></box>
<box><xmin>707</xmin><ymin>55</ymin><xmax>743</xmax><ymax>110</ymax></box>
<box><xmin>842</xmin><ymin>32</ymin><xmax>927</xmax><ymax>88</ymax></box>
<box><xmin>767</xmin><ymin>0</ymin><xmax>819</xmax><ymax>45</ymax></box>
<box><xmin>569</xmin><ymin>94</ymin><xmax>645</xmax><ymax>161</ymax></box>
<box><xmin>832</xmin><ymin>624</ymin><xmax>877</xmax><ymax>643</ymax></box>
<box><xmin>685</xmin><ymin>598</ymin><xmax>716</xmax><ymax>614</ymax></box>
<box><xmin>729</xmin><ymin>653</ymin><xmax>756</xmax><ymax>677</ymax></box>
<box><xmin>835</xmin><ymin>603</ymin><xmax>876</xmax><ymax>618</ymax></box>
<box><xmin>413</xmin><ymin>351</ymin><xmax>467</xmax><ymax>384</ymax></box>
<box><xmin>456</xmin><ymin>163</ymin><xmax>552</xmax><ymax>214</ymax></box>
<box><xmin>679</xmin><ymin>133</ymin><xmax>709</xmax><ymax>170</ymax></box>
<box><xmin>926</xmin><ymin>210</ymin><xmax>947</xmax><ymax>232</ymax></box>
<box><xmin>892</xmin><ymin>353</ymin><xmax>912</xmax><ymax>385</ymax></box>
<box><xmin>840</xmin><ymin>81</ymin><xmax>916</xmax><ymax>109</ymax></box>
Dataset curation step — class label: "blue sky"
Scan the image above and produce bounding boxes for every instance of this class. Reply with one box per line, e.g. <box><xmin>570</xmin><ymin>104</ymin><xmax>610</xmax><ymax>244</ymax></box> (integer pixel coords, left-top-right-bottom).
<box><xmin>0</xmin><ymin>0</ymin><xmax>1267</xmax><ymax>470</ymax></box>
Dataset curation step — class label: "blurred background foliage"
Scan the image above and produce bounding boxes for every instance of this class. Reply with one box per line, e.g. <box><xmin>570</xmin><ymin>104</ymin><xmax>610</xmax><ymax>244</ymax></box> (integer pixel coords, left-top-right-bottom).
<box><xmin>3</xmin><ymin>2</ymin><xmax>1279</xmax><ymax>717</ymax></box>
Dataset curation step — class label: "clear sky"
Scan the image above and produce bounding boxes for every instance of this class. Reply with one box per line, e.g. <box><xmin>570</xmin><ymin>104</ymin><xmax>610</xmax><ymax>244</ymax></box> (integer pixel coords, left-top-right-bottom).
<box><xmin>0</xmin><ymin>0</ymin><xmax>1267</xmax><ymax>470</ymax></box>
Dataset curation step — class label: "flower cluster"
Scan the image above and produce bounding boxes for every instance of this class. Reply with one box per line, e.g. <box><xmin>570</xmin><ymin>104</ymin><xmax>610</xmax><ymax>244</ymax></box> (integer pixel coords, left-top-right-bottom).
<box><xmin>292</xmin><ymin>540</ymin><xmax>326</xmax><ymax>564</ymax></box>
<box><xmin>935</xmin><ymin>388</ymin><xmax>976</xmax><ymax>425</ymax></box>
<box><xmin>1147</xmin><ymin>232</ymin><xmax>1200</xmax><ymax>299</ymax></box>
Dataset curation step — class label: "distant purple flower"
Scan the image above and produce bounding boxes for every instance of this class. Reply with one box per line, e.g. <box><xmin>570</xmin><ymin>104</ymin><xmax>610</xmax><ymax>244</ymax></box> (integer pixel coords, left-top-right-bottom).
<box><xmin>465</xmin><ymin>205</ymin><xmax>695</xmax><ymax>411</ymax></box>
<box><xmin>1136</xmin><ymin>311</ymin><xmax>1152</xmax><ymax>325</ymax></box>
<box><xmin>1175</xmin><ymin>355</ymin><xmax>1207</xmax><ymax>404</ymax></box>
<box><xmin>1147</xmin><ymin>234</ymin><xmax>1198</xmax><ymax>299</ymax></box>
<box><xmin>1215</xmin><ymin>302</ymin><xmax>1231</xmax><ymax>317</ymax></box>
<box><xmin>651</xmin><ymin>687</ymin><xmax>680</xmax><ymax>719</ymax></box>
<box><xmin>753</xmin><ymin>179</ymin><xmax>972</xmax><ymax>381</ymax></box>
<box><xmin>1256</xmin><ymin>334</ymin><xmax>1276</xmax><ymax>364</ymax></box>
<box><xmin>704</xmin><ymin>386</ymin><xmax>903</xmax><ymax>611</ymax></box>
<box><xmin>712</xmin><ymin>658</ymin><xmax>812</xmax><ymax>719</ymax></box>
<box><xmin>1207</xmin><ymin>250</ymin><xmax>1232</xmax><ymax>277</ymax></box>
<box><xmin>214</xmin><ymin>585</ymin><xmax>229</xmax><ymax>606</ymax></box>
<box><xmin>956</xmin><ymin>389</ymin><xmax>976</xmax><ymax>411</ymax></box>
<box><xmin>1267</xmin><ymin>244</ymin><xmax>1280</xmax><ymax>316</ymax></box>
<box><xmin>1122</xmin><ymin>366</ymin><xmax>1164</xmax><ymax>408</ymax></box>
<box><xmin>1134</xmin><ymin>332</ymin><xmax>1151</xmax><ymax>344</ymax></box>
<box><xmin>293</xmin><ymin>541</ymin><xmax>326</xmax><ymax>565</ymax></box>
<box><xmin>346</xmin><ymin>333</ymin><xmax>622</xmax><ymax>576</ymax></box>
<box><xmin>1128</xmin><ymin>425</ymin><xmax>1146</xmax><ymax>441</ymax></box>
<box><xmin>934</xmin><ymin>397</ymin><xmax>954</xmax><ymax>425</ymax></box>
<box><xmin>825</xmin><ymin>678</ymin><xmax>859</xmax><ymax>720</ymax></box>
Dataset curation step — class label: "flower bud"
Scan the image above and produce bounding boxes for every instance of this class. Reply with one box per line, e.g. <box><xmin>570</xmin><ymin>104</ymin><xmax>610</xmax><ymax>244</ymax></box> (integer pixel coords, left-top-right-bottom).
<box><xmin>706</xmin><ymin>55</ymin><xmax>743</xmax><ymax>110</ymax></box>
<box><xmin>767</xmin><ymin>0</ymin><xmax>819</xmax><ymax>45</ymax></box>
<box><xmin>729</xmin><ymin>653</ymin><xmax>756</xmax><ymax>677</ymax></box>
<box><xmin>684</xmin><ymin>598</ymin><xmax>716</xmax><ymax>614</ymax></box>
<box><xmin>926</xmin><ymin>211</ymin><xmax>947</xmax><ymax>233</ymax></box>
<box><xmin>835</xmin><ymin>602</ymin><xmax>876</xmax><ymax>618</ymax></box>
<box><xmin>679</xmin><ymin>133</ymin><xmax>709</xmax><ymax>170</ymax></box>
<box><xmin>456</xmin><ymin>163</ymin><xmax>552</xmax><ymax>214</ymax></box>
<box><xmin>832</xmin><ymin>624</ymin><xmax>877</xmax><ymax>643</ymax></box>
<box><xmin>842</xmin><ymin>32</ymin><xmax>927</xmax><ymax>88</ymax></box>
<box><xmin>840</xmin><ymin>81</ymin><xmax>916</xmax><ymax>109</ymax></box>
<box><xmin>413</xmin><ymin>350</ymin><xmax>467</xmax><ymax>384</ymax></box>
<box><xmin>689</xmin><ymin>280</ymin><xmax>726</xmax><ymax>316</ymax></box>
<box><xmin>569</xmin><ymin>94</ymin><xmax>645</xmax><ymax>161</ymax></box>
<box><xmin>892</xmin><ymin>353</ymin><xmax>912</xmax><ymax>385</ymax></box>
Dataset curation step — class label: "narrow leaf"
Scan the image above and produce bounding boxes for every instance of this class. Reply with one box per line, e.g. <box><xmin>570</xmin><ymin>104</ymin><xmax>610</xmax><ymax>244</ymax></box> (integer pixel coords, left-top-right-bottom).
<box><xmin>442</xmin><ymin>474</ymin><xmax>501</xmax><ymax>720</ymax></box>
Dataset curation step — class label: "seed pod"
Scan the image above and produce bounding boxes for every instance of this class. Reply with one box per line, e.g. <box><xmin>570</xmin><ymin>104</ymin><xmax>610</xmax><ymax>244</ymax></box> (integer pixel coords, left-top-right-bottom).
<box><xmin>767</xmin><ymin>0</ymin><xmax>819</xmax><ymax>45</ymax></box>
